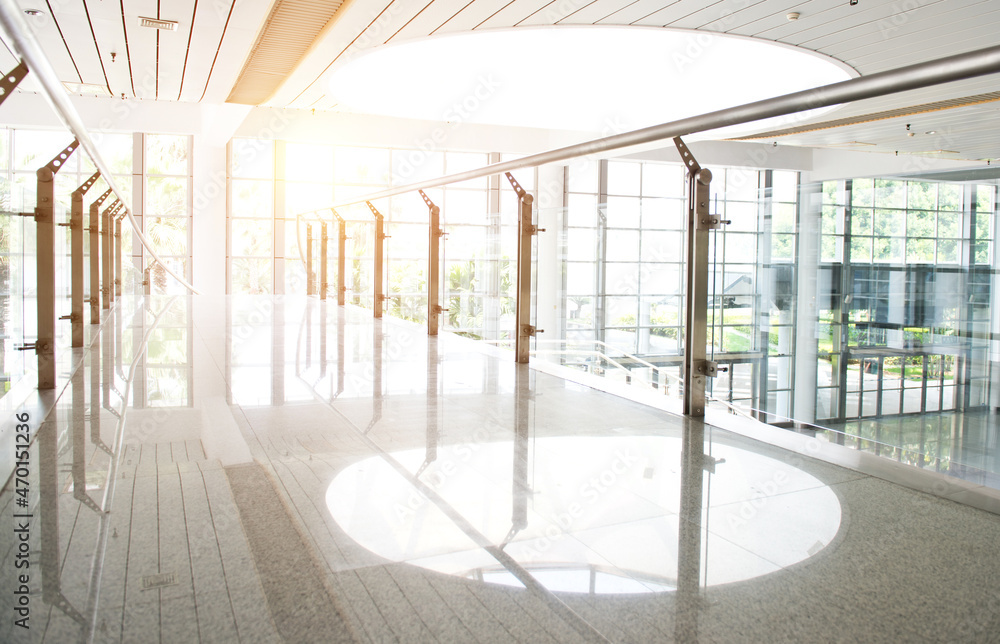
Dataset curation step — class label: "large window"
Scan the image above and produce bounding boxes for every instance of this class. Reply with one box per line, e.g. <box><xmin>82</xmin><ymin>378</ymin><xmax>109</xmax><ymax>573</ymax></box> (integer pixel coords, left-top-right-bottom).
<box><xmin>145</xmin><ymin>134</ymin><xmax>192</xmax><ymax>292</ymax></box>
<box><xmin>227</xmin><ymin>140</ymin><xmax>523</xmax><ymax>342</ymax></box>
<box><xmin>817</xmin><ymin>178</ymin><xmax>996</xmax><ymax>421</ymax></box>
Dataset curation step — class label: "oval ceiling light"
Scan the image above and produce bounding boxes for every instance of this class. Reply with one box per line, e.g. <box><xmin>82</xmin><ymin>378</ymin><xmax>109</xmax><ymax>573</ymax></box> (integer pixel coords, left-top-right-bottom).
<box><xmin>326</xmin><ymin>26</ymin><xmax>856</xmax><ymax>136</ymax></box>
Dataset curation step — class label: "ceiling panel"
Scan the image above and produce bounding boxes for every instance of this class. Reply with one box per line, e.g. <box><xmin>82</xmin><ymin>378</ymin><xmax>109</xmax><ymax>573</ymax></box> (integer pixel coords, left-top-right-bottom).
<box><xmin>632</xmin><ymin>0</ymin><xmax>731</xmax><ymax>28</ymax></box>
<box><xmin>177</xmin><ymin>4</ymin><xmax>231</xmax><ymax>103</ymax></box>
<box><xmin>828</xmin><ymin>9</ymin><xmax>1000</xmax><ymax>65</ymax></box>
<box><xmin>154</xmin><ymin>0</ymin><xmax>197</xmax><ymax>101</ymax></box>
<box><xmin>595</xmin><ymin>0</ymin><xmax>680</xmax><ymax>25</ymax></box>
<box><xmin>556</xmin><ymin>1</ymin><xmax>639</xmax><ymax>25</ymax></box>
<box><xmin>667</xmin><ymin>0</ymin><xmax>798</xmax><ymax>31</ymax></box>
<box><xmin>476</xmin><ymin>0</ymin><xmax>555</xmax><ymax>30</ymax></box>
<box><xmin>801</xmin><ymin>0</ymin><xmax>991</xmax><ymax>53</ymax></box>
<box><xmin>46</xmin><ymin>2</ymin><xmax>106</xmax><ymax>89</ymax></box>
<box><xmin>432</xmin><ymin>0</ymin><xmax>516</xmax><ymax>34</ymax></box>
<box><xmin>121</xmin><ymin>0</ymin><xmax>159</xmax><ymax>100</ymax></box>
<box><xmin>744</xmin><ymin>102</ymin><xmax>1000</xmax><ymax>162</ymax></box>
<box><xmin>83</xmin><ymin>0</ymin><xmax>132</xmax><ymax>99</ymax></box>
<box><xmin>519</xmin><ymin>0</ymin><xmax>598</xmax><ymax>26</ymax></box>
<box><xmin>385</xmin><ymin>1</ymin><xmax>463</xmax><ymax>42</ymax></box>
<box><xmin>14</xmin><ymin>5</ymin><xmax>81</xmax><ymax>85</ymax></box>
<box><xmin>728</xmin><ymin>0</ymin><xmax>842</xmax><ymax>38</ymax></box>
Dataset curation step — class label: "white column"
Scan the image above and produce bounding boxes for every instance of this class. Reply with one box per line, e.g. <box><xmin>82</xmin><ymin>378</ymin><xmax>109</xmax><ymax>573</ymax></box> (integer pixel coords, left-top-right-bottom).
<box><xmin>536</xmin><ymin>164</ymin><xmax>565</xmax><ymax>345</ymax></box>
<box><xmin>792</xmin><ymin>181</ymin><xmax>821</xmax><ymax>423</ymax></box>
<box><xmin>192</xmin><ymin>140</ymin><xmax>228</xmax><ymax>296</ymax></box>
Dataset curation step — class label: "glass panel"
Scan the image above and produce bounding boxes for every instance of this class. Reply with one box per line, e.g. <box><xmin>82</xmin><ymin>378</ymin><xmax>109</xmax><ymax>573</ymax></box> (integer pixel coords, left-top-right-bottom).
<box><xmin>641</xmin><ymin>163</ymin><xmax>684</xmax><ymax>198</ymax></box>
<box><xmin>146</xmin><ymin>134</ymin><xmax>189</xmax><ymax>175</ymax></box>
<box><xmin>232</xmin><ymin>139</ymin><xmax>273</xmax><ymax>179</ymax></box>
<box><xmin>286</xmin><ymin>143</ymin><xmax>333</xmax><ymax>182</ymax></box>
<box><xmin>607</xmin><ymin>161</ymin><xmax>640</xmax><ymax>195</ymax></box>
<box><xmin>606</xmin><ymin>196</ymin><xmax>640</xmax><ymax>228</ymax></box>
<box><xmin>232</xmin><ymin>219</ymin><xmax>273</xmax><ymax>257</ymax></box>
<box><xmin>146</xmin><ymin>177</ymin><xmax>187</xmax><ymax>218</ymax></box>
<box><xmin>232</xmin><ymin>180</ymin><xmax>273</xmax><ymax>218</ymax></box>
<box><xmin>146</xmin><ymin>217</ymin><xmax>188</xmax><ymax>257</ymax></box>
<box><xmin>335</xmin><ymin>146</ymin><xmax>391</xmax><ymax>185</ymax></box>
<box><xmin>231</xmin><ymin>258</ymin><xmax>273</xmax><ymax>294</ymax></box>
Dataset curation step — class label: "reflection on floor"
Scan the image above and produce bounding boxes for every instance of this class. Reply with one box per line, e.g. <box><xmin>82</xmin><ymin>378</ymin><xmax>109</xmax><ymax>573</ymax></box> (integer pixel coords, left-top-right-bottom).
<box><xmin>822</xmin><ymin>410</ymin><xmax>1000</xmax><ymax>489</ymax></box>
<box><xmin>2</xmin><ymin>295</ymin><xmax>1000</xmax><ymax>643</ymax></box>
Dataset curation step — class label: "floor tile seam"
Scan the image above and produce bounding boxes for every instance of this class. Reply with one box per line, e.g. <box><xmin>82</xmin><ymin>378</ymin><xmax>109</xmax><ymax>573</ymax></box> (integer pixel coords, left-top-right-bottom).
<box><xmin>173</xmin><ymin>466</ymin><xmax>206</xmax><ymax>642</ymax></box>
<box><xmin>117</xmin><ymin>465</ymin><xmax>142</xmax><ymax>644</ymax></box>
<box><xmin>702</xmin><ymin>473</ymin><xmax>870</xmax><ymax>511</ymax></box>
<box><xmin>459</xmin><ymin>580</ymin><xmax>531</xmax><ymax>644</ymax></box>
<box><xmin>671</xmin><ymin>509</ymin><xmax>794</xmax><ymax>573</ymax></box>
<box><xmin>56</xmin><ymin>495</ymin><xmax>86</xmax><ymax>581</ymax></box>
<box><xmin>269</xmin><ymin>456</ymin><xmax>354</xmax><ymax>569</ymax></box>
<box><xmin>383</xmin><ymin>563</ymin><xmax>480</xmax><ymax>643</ymax></box>
<box><xmin>331</xmin><ymin>569</ymin><xmax>390</xmax><ymax>644</ymax></box>
<box><xmin>196</xmin><ymin>466</ymin><xmax>252</xmax><ymax>644</ymax></box>
<box><xmin>461</xmin><ymin>584</ymin><xmax>528</xmax><ymax>644</ymax></box>
<box><xmin>352</xmin><ymin>565</ymin><xmax>424</xmax><ymax>643</ymax></box>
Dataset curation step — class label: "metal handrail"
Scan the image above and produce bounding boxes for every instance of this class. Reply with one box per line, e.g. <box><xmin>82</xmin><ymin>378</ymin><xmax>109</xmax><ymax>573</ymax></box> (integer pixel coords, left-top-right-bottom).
<box><xmin>0</xmin><ymin>1</ymin><xmax>200</xmax><ymax>294</ymax></box>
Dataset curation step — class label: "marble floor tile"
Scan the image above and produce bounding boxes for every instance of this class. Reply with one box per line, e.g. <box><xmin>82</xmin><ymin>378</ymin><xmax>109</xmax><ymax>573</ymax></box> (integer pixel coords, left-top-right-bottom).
<box><xmin>3</xmin><ymin>295</ymin><xmax>1000</xmax><ymax>643</ymax></box>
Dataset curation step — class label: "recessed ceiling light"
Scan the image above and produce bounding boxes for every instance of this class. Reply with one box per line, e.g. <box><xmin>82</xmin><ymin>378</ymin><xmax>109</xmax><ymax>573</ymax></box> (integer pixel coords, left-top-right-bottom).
<box><xmin>787</xmin><ymin>12</ymin><xmax>801</xmax><ymax>20</ymax></box>
<box><xmin>23</xmin><ymin>9</ymin><xmax>43</xmax><ymax>16</ymax></box>
<box><xmin>62</xmin><ymin>81</ymin><xmax>111</xmax><ymax>97</ymax></box>
<box><xmin>138</xmin><ymin>17</ymin><xmax>178</xmax><ymax>30</ymax></box>
<box><xmin>925</xmin><ymin>130</ymin><xmax>937</xmax><ymax>135</ymax></box>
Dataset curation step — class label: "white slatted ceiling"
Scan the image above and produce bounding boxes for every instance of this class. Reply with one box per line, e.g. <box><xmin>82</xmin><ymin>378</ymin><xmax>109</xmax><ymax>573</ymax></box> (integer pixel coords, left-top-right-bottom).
<box><xmin>757</xmin><ymin>103</ymin><xmax>1000</xmax><ymax>161</ymax></box>
<box><xmin>595</xmin><ymin>0</ymin><xmax>678</xmax><ymax>25</ymax></box>
<box><xmin>801</xmin><ymin>0</ymin><xmax>987</xmax><ymax>52</ymax></box>
<box><xmin>632</xmin><ymin>0</ymin><xmax>730</xmax><ymax>28</ymax></box>
<box><xmin>84</xmin><ymin>0</ymin><xmax>134</xmax><ymax>99</ymax></box>
<box><xmin>155</xmin><ymin>0</ymin><xmax>197</xmax><ymax>101</ymax></box>
<box><xmin>556</xmin><ymin>0</ymin><xmax>640</xmax><ymax>25</ymax></box>
<box><xmin>3</xmin><ymin>0</ymin><xmax>996</xmax><ymax>158</ymax></box>
<box><xmin>16</xmin><ymin>9</ymin><xmax>80</xmax><ymax>85</ymax></box>
<box><xmin>178</xmin><ymin>3</ymin><xmax>230</xmax><ymax>103</ymax></box>
<box><xmin>666</xmin><ymin>0</ymin><xmax>798</xmax><ymax>31</ymax></box>
<box><xmin>49</xmin><ymin>1</ymin><xmax>105</xmax><ymax>89</ymax></box>
<box><xmin>519</xmin><ymin>0</ymin><xmax>595</xmax><ymax>26</ymax></box>
<box><xmin>389</xmin><ymin>0</ymin><xmax>475</xmax><ymax>41</ymax></box>
<box><xmin>476</xmin><ymin>0</ymin><xmax>555</xmax><ymax>29</ymax></box>
<box><xmin>122</xmin><ymin>0</ymin><xmax>159</xmax><ymax>100</ymax></box>
<box><xmin>434</xmin><ymin>0</ymin><xmax>522</xmax><ymax>33</ymax></box>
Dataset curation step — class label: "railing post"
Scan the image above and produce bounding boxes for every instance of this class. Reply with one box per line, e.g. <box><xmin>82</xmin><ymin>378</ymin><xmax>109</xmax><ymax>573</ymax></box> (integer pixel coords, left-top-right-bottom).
<box><xmin>505</xmin><ymin>173</ymin><xmax>543</xmax><ymax>364</ymax></box>
<box><xmin>102</xmin><ymin>201</ymin><xmax>118</xmax><ymax>309</ymax></box>
<box><xmin>34</xmin><ymin>139</ymin><xmax>79</xmax><ymax>389</ymax></box>
<box><xmin>320</xmin><ymin>221</ymin><xmax>329</xmax><ymax>301</ymax></box>
<box><xmin>419</xmin><ymin>190</ymin><xmax>446</xmax><ymax>336</ymax></box>
<box><xmin>70</xmin><ymin>171</ymin><xmax>99</xmax><ymax>347</ymax></box>
<box><xmin>334</xmin><ymin>209</ymin><xmax>347</xmax><ymax>306</ymax></box>
<box><xmin>89</xmin><ymin>188</ymin><xmax>112</xmax><ymax>323</ymax></box>
<box><xmin>366</xmin><ymin>201</ymin><xmax>388</xmax><ymax>319</ymax></box>
<box><xmin>675</xmin><ymin>137</ymin><xmax>729</xmax><ymax>418</ymax></box>
<box><xmin>114</xmin><ymin>215</ymin><xmax>122</xmax><ymax>296</ymax></box>
<box><xmin>306</xmin><ymin>223</ymin><xmax>315</xmax><ymax>296</ymax></box>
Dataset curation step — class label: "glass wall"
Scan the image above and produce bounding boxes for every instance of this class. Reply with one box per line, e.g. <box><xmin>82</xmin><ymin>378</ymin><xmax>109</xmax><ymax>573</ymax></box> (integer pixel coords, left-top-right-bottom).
<box><xmin>815</xmin><ymin>178</ymin><xmax>995</xmax><ymax>422</ymax></box>
<box><xmin>144</xmin><ymin>134</ymin><xmax>192</xmax><ymax>292</ymax></box>
<box><xmin>0</xmin><ymin>127</ymin><xmax>137</xmax><ymax>399</ymax></box>
<box><xmin>229</xmin><ymin>140</ymin><xmax>525</xmax><ymax>343</ymax></box>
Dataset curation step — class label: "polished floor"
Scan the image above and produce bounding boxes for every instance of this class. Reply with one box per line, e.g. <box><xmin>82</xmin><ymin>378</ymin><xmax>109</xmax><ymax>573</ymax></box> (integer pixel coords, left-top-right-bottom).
<box><xmin>3</xmin><ymin>295</ymin><xmax>1000</xmax><ymax>643</ymax></box>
